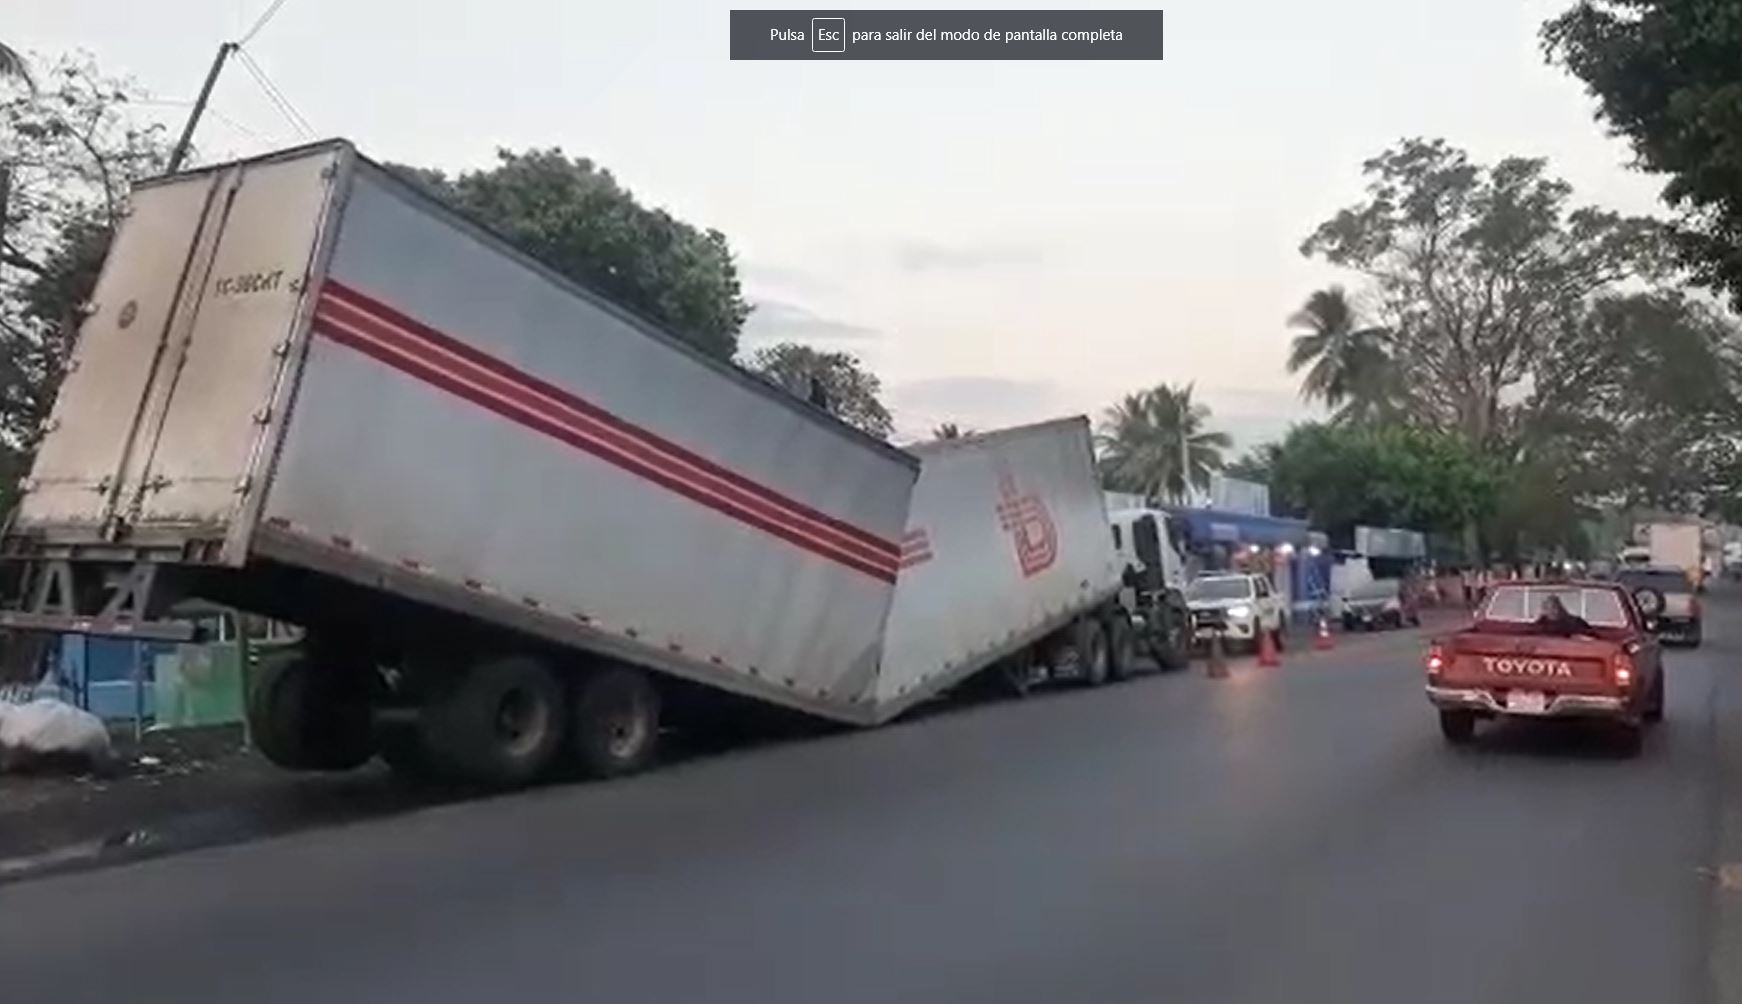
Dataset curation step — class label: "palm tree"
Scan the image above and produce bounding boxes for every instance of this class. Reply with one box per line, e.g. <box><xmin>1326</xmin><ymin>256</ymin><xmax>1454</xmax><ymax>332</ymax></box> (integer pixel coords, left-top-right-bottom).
<box><xmin>932</xmin><ymin>422</ymin><xmax>973</xmax><ymax>440</ymax></box>
<box><xmin>0</xmin><ymin>43</ymin><xmax>32</xmax><ymax>90</ymax></box>
<box><xmin>1097</xmin><ymin>382</ymin><xmax>1232</xmax><ymax>503</ymax></box>
<box><xmin>1287</xmin><ymin>286</ymin><xmax>1393</xmax><ymax>420</ymax></box>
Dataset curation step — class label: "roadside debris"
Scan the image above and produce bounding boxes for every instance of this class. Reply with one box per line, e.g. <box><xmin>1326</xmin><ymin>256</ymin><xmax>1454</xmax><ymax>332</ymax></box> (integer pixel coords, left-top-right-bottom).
<box><xmin>0</xmin><ymin>700</ymin><xmax>115</xmax><ymax>775</ymax></box>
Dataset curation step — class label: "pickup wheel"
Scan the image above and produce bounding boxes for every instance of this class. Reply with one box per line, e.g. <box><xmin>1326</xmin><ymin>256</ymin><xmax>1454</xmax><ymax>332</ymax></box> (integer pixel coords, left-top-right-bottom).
<box><xmin>1105</xmin><ymin>614</ymin><xmax>1137</xmax><ymax>681</ymax></box>
<box><xmin>422</xmin><ymin>655</ymin><xmax>566</xmax><ymax>787</ymax></box>
<box><xmin>1074</xmin><ymin>618</ymin><xmax>1110</xmax><ymax>687</ymax></box>
<box><xmin>246</xmin><ymin>652</ymin><xmax>375</xmax><ymax>771</ymax></box>
<box><xmin>1645</xmin><ymin>673</ymin><xmax>1665</xmax><ymax>723</ymax></box>
<box><xmin>570</xmin><ymin>666</ymin><xmax>662</xmax><ymax>778</ymax></box>
<box><xmin>1438</xmin><ymin>709</ymin><xmax>1477</xmax><ymax>745</ymax></box>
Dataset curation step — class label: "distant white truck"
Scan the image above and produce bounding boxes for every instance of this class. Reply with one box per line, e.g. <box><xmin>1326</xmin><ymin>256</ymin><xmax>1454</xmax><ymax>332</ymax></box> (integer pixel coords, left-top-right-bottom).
<box><xmin>0</xmin><ymin>140</ymin><xmax>1187</xmax><ymax>788</ymax></box>
<box><xmin>1645</xmin><ymin>523</ymin><xmax>1705</xmax><ymax>592</ymax></box>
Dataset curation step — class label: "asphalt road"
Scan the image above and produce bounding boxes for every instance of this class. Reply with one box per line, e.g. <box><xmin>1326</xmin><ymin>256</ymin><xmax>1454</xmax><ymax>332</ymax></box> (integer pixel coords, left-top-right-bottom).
<box><xmin>1</xmin><ymin>600</ymin><xmax>1735</xmax><ymax>1004</ymax></box>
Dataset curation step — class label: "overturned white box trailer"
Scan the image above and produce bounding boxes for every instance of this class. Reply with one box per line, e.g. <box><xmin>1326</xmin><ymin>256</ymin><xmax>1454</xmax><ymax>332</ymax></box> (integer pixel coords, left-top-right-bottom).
<box><xmin>1</xmin><ymin>141</ymin><xmax>1179</xmax><ymax>786</ymax></box>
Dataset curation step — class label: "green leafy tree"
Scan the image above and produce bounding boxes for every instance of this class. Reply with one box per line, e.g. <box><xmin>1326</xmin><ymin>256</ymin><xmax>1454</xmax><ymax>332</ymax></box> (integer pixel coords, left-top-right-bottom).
<box><xmin>1096</xmin><ymin>383</ymin><xmax>1231</xmax><ymax>502</ymax></box>
<box><xmin>1224</xmin><ymin>442</ymin><xmax>1280</xmax><ymax>483</ymax></box>
<box><xmin>745</xmin><ymin>342</ymin><xmax>894</xmax><ymax>439</ymax></box>
<box><xmin>389</xmin><ymin>149</ymin><xmax>748</xmax><ymax>361</ymax></box>
<box><xmin>1286</xmin><ymin>285</ymin><xmax>1395</xmax><ymax>424</ymax></box>
<box><xmin>1543</xmin><ymin>3</ymin><xmax>1742</xmax><ymax>309</ymax></box>
<box><xmin>932</xmin><ymin>422</ymin><xmax>973</xmax><ymax>440</ymax></box>
<box><xmin>1300</xmin><ymin>138</ymin><xmax>1663</xmax><ymax>450</ymax></box>
<box><xmin>1265</xmin><ymin>423</ymin><xmax>1498</xmax><ymax>545</ymax></box>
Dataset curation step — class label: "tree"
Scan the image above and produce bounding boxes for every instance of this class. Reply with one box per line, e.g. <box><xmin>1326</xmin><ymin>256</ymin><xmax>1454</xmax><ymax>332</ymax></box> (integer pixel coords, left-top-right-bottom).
<box><xmin>1300</xmin><ymin>138</ymin><xmax>1663</xmax><ymax>451</ymax></box>
<box><xmin>932</xmin><ymin>422</ymin><xmax>972</xmax><ymax>440</ymax></box>
<box><xmin>1224</xmin><ymin>443</ymin><xmax>1280</xmax><ymax>483</ymax></box>
<box><xmin>388</xmin><ymin>149</ymin><xmax>748</xmax><ymax>361</ymax></box>
<box><xmin>0</xmin><ymin>56</ymin><xmax>168</xmax><ymax>509</ymax></box>
<box><xmin>1286</xmin><ymin>285</ymin><xmax>1395</xmax><ymax>423</ymax></box>
<box><xmin>1543</xmin><ymin>2</ymin><xmax>1742</xmax><ymax>310</ymax></box>
<box><xmin>0</xmin><ymin>43</ymin><xmax>31</xmax><ymax>89</ymax></box>
<box><xmin>1096</xmin><ymin>383</ymin><xmax>1231</xmax><ymax>502</ymax></box>
<box><xmin>745</xmin><ymin>342</ymin><xmax>893</xmax><ymax>439</ymax></box>
<box><xmin>1264</xmin><ymin>423</ymin><xmax>1498</xmax><ymax>545</ymax></box>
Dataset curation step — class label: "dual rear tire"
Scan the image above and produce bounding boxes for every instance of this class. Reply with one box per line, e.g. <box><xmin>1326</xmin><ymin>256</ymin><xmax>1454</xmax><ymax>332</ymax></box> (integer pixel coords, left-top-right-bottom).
<box><xmin>249</xmin><ymin>647</ymin><xmax>663</xmax><ymax>788</ymax></box>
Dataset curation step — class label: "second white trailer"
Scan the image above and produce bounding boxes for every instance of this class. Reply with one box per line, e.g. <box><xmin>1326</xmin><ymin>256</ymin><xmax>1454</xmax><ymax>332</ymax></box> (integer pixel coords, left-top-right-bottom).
<box><xmin>873</xmin><ymin>418</ymin><xmax>1130</xmax><ymax>719</ymax></box>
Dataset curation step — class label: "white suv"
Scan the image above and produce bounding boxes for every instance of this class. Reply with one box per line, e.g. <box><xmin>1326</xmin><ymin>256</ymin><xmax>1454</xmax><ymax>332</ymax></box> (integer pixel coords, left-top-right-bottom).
<box><xmin>1186</xmin><ymin>573</ymin><xmax>1286</xmax><ymax>651</ymax></box>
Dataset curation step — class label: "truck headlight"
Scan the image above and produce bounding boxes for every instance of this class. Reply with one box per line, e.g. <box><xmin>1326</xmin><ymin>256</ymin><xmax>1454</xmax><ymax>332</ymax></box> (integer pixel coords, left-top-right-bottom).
<box><xmin>1228</xmin><ymin>604</ymin><xmax>1252</xmax><ymax>619</ymax></box>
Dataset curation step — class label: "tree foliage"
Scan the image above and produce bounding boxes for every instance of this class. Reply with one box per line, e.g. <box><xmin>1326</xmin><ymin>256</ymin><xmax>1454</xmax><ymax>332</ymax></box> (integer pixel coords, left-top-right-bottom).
<box><xmin>1096</xmin><ymin>383</ymin><xmax>1231</xmax><ymax>502</ymax></box>
<box><xmin>389</xmin><ymin>149</ymin><xmax>749</xmax><ymax>361</ymax></box>
<box><xmin>744</xmin><ymin>342</ymin><xmax>894</xmax><ymax>439</ymax></box>
<box><xmin>1300</xmin><ymin>138</ymin><xmax>1663</xmax><ymax>449</ymax></box>
<box><xmin>1266</xmin><ymin>423</ymin><xmax>1498</xmax><ymax>544</ymax></box>
<box><xmin>1543</xmin><ymin>1</ymin><xmax>1742</xmax><ymax>309</ymax></box>
<box><xmin>1286</xmin><ymin>285</ymin><xmax>1395</xmax><ymax>424</ymax></box>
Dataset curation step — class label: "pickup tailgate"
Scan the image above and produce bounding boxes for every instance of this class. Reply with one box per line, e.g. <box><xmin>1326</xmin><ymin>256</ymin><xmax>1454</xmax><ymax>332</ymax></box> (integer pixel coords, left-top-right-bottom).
<box><xmin>1441</xmin><ymin>632</ymin><xmax>1617</xmax><ymax>695</ymax></box>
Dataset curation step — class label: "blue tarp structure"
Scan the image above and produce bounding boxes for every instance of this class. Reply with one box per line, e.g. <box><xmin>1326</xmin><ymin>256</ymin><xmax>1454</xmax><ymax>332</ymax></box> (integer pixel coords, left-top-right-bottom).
<box><xmin>1164</xmin><ymin>507</ymin><xmax>1312</xmax><ymax>549</ymax></box>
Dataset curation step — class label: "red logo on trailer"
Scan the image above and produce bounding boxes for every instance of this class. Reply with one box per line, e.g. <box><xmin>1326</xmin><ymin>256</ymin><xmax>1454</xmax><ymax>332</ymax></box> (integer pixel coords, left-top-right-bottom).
<box><xmin>996</xmin><ymin>469</ymin><xmax>1057</xmax><ymax>577</ymax></box>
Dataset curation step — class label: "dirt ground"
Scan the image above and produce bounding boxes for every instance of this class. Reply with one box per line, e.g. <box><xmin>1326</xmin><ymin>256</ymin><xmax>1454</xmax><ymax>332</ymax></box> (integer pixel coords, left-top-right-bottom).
<box><xmin>0</xmin><ymin>724</ymin><xmax>442</xmax><ymax>869</ymax></box>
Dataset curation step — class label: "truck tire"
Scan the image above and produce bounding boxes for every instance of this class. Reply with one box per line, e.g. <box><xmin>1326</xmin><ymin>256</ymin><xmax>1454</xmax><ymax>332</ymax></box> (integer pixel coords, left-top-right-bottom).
<box><xmin>570</xmin><ymin>665</ymin><xmax>661</xmax><ymax>778</ymax></box>
<box><xmin>1105</xmin><ymin>613</ymin><xmax>1137</xmax><ymax>681</ymax></box>
<box><xmin>1152</xmin><ymin>604</ymin><xmax>1190</xmax><ymax>671</ymax></box>
<box><xmin>246</xmin><ymin>653</ymin><xmax>376</xmax><ymax>771</ymax></box>
<box><xmin>1438</xmin><ymin>709</ymin><xmax>1477</xmax><ymax>745</ymax></box>
<box><xmin>422</xmin><ymin>654</ymin><xmax>566</xmax><ymax>787</ymax></box>
<box><xmin>1074</xmin><ymin>618</ymin><xmax>1110</xmax><ymax>687</ymax></box>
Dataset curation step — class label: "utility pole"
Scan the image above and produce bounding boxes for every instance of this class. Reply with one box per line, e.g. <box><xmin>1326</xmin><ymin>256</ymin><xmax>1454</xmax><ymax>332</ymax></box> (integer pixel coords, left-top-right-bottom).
<box><xmin>168</xmin><ymin>42</ymin><xmax>236</xmax><ymax>173</ymax></box>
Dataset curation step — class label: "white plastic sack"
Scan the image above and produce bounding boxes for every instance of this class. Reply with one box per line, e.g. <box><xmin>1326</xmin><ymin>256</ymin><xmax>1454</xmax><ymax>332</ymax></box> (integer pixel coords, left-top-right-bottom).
<box><xmin>0</xmin><ymin>699</ymin><xmax>112</xmax><ymax>769</ymax></box>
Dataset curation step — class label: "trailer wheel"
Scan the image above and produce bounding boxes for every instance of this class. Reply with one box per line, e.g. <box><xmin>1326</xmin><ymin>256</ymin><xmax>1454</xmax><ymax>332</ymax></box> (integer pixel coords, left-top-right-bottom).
<box><xmin>422</xmin><ymin>655</ymin><xmax>566</xmax><ymax>787</ymax></box>
<box><xmin>246</xmin><ymin>653</ymin><xmax>375</xmax><ymax>771</ymax></box>
<box><xmin>1075</xmin><ymin>618</ymin><xmax>1110</xmax><ymax>687</ymax></box>
<box><xmin>1105</xmin><ymin>613</ymin><xmax>1137</xmax><ymax>681</ymax></box>
<box><xmin>570</xmin><ymin>666</ymin><xmax>661</xmax><ymax>778</ymax></box>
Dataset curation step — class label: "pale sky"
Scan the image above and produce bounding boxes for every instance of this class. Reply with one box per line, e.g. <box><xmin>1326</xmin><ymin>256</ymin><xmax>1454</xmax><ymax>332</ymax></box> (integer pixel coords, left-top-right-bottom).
<box><xmin>12</xmin><ymin>1</ymin><xmax>1669</xmax><ymax>446</ymax></box>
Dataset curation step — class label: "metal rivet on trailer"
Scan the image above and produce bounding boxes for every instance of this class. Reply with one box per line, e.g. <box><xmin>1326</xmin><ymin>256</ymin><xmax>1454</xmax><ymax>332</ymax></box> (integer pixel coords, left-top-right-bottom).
<box><xmin>748</xmin><ymin>666</ymin><xmax>761</xmax><ymax>678</ymax></box>
<box><xmin>521</xmin><ymin>596</ymin><xmax>542</xmax><ymax>609</ymax></box>
<box><xmin>272</xmin><ymin>340</ymin><xmax>292</xmax><ymax>357</ymax></box>
<box><xmin>76</xmin><ymin>301</ymin><xmax>98</xmax><ymax>318</ymax></box>
<box><xmin>572</xmin><ymin>612</ymin><xmax>592</xmax><ymax>625</ymax></box>
<box><xmin>400</xmin><ymin>557</ymin><xmax>423</xmax><ymax>571</ymax></box>
<box><xmin>330</xmin><ymin>536</ymin><xmax>354</xmax><ymax>550</ymax></box>
<box><xmin>709</xmin><ymin>656</ymin><xmax>724</xmax><ymax>666</ymax></box>
<box><xmin>233</xmin><ymin>476</ymin><xmax>252</xmax><ymax>494</ymax></box>
<box><xmin>783</xmin><ymin>676</ymin><xmax>796</xmax><ymax>688</ymax></box>
<box><xmin>463</xmin><ymin>577</ymin><xmax>484</xmax><ymax>590</ymax></box>
<box><xmin>625</xmin><ymin>628</ymin><xmax>640</xmax><ymax>639</ymax></box>
<box><xmin>252</xmin><ymin>407</ymin><xmax>272</xmax><ymax>424</ymax></box>
<box><xmin>667</xmin><ymin>642</ymin><xmax>683</xmax><ymax>653</ymax></box>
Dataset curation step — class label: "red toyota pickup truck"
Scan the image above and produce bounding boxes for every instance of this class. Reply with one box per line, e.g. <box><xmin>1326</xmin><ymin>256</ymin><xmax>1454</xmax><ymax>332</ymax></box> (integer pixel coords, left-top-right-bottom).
<box><xmin>1425</xmin><ymin>580</ymin><xmax>1666</xmax><ymax>755</ymax></box>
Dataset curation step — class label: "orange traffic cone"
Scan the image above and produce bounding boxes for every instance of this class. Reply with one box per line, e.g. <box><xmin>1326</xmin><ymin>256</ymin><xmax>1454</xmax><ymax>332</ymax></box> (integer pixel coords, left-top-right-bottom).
<box><xmin>1314</xmin><ymin>616</ymin><xmax>1335</xmax><ymax>650</ymax></box>
<box><xmin>1258</xmin><ymin>626</ymin><xmax>1281</xmax><ymax>667</ymax></box>
<box><xmin>1206</xmin><ymin>631</ymin><xmax>1230</xmax><ymax>679</ymax></box>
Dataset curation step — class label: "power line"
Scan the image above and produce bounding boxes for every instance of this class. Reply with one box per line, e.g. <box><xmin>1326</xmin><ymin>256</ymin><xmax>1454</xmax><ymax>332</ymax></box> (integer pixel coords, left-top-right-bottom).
<box><xmin>234</xmin><ymin>46</ymin><xmax>314</xmax><ymax>138</ymax></box>
<box><xmin>237</xmin><ymin>0</ymin><xmax>291</xmax><ymax>46</ymax></box>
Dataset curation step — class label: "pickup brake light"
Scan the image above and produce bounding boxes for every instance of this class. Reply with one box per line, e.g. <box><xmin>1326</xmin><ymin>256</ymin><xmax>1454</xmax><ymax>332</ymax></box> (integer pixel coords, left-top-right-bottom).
<box><xmin>1611</xmin><ymin>650</ymin><xmax>1634</xmax><ymax>688</ymax></box>
<box><xmin>1426</xmin><ymin>643</ymin><xmax>1446</xmax><ymax>677</ymax></box>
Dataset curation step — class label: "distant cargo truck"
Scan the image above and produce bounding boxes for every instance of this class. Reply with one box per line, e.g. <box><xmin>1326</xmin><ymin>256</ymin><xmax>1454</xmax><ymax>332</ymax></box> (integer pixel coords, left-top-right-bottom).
<box><xmin>0</xmin><ymin>141</ymin><xmax>1185</xmax><ymax>788</ymax></box>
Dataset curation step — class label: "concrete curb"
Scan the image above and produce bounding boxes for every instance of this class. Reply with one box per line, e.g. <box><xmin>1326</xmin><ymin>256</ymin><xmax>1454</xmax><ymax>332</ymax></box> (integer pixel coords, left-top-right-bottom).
<box><xmin>1712</xmin><ymin>655</ymin><xmax>1742</xmax><ymax>1003</ymax></box>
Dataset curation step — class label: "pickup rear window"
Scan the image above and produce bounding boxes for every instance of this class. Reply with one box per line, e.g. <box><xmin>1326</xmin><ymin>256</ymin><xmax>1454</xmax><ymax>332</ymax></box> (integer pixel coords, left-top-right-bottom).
<box><xmin>1480</xmin><ymin>585</ymin><xmax>1628</xmax><ymax>628</ymax></box>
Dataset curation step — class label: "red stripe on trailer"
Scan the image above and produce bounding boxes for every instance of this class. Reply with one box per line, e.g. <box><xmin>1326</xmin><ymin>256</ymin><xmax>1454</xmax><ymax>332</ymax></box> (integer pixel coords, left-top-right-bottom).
<box><xmin>322</xmin><ymin>281</ymin><xmax>898</xmax><ymax>561</ymax></box>
<box><xmin>309</xmin><ymin>283</ymin><xmax>900</xmax><ymax>582</ymax></box>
